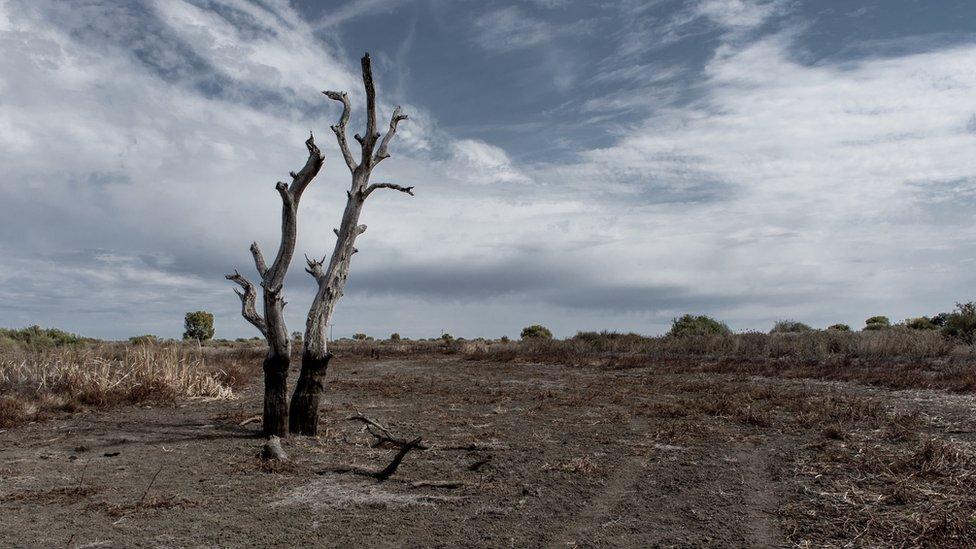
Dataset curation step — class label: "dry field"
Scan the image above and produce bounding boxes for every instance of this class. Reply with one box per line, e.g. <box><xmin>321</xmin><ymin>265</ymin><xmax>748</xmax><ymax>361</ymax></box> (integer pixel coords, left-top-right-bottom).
<box><xmin>1</xmin><ymin>339</ymin><xmax>975</xmax><ymax>547</ymax></box>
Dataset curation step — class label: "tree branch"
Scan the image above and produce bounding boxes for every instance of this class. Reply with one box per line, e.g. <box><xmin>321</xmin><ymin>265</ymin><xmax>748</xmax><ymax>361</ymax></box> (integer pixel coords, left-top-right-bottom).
<box><xmin>304</xmin><ymin>253</ymin><xmax>326</xmax><ymax>281</ymax></box>
<box><xmin>359</xmin><ymin>53</ymin><xmax>380</xmax><ymax>167</ymax></box>
<box><xmin>374</xmin><ymin>106</ymin><xmax>407</xmax><ymax>164</ymax></box>
<box><xmin>322</xmin><ymin>91</ymin><xmax>357</xmax><ymax>173</ymax></box>
<box><xmin>363</xmin><ymin>182</ymin><xmax>414</xmax><ymax>198</ymax></box>
<box><xmin>250</xmin><ymin>242</ymin><xmax>268</xmax><ymax>279</ymax></box>
<box><xmin>226</xmin><ymin>270</ymin><xmax>267</xmax><ymax>337</ymax></box>
<box><xmin>290</xmin><ymin>132</ymin><xmax>324</xmax><ymax>200</ymax></box>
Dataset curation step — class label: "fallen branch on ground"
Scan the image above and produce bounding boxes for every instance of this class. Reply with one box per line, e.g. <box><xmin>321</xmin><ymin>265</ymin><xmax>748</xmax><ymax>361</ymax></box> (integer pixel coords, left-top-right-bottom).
<box><xmin>239</xmin><ymin>415</ymin><xmax>262</xmax><ymax>427</ymax></box>
<box><xmin>318</xmin><ymin>436</ymin><xmax>423</xmax><ymax>481</ymax></box>
<box><xmin>347</xmin><ymin>413</ymin><xmax>429</xmax><ymax>450</ymax></box>
<box><xmin>410</xmin><ymin>480</ymin><xmax>466</xmax><ymax>489</ymax></box>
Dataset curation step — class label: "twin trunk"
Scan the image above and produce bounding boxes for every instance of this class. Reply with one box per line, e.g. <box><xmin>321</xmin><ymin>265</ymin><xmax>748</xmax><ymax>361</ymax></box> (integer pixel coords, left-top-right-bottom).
<box><xmin>261</xmin><ymin>351</ymin><xmax>332</xmax><ymax>437</ymax></box>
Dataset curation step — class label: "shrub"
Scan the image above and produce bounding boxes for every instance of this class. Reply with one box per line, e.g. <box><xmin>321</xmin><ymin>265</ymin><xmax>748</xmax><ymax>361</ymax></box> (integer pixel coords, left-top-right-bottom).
<box><xmin>941</xmin><ymin>302</ymin><xmax>976</xmax><ymax>343</ymax></box>
<box><xmin>521</xmin><ymin>325</ymin><xmax>553</xmax><ymax>340</ymax></box>
<box><xmin>864</xmin><ymin>316</ymin><xmax>891</xmax><ymax>331</ymax></box>
<box><xmin>668</xmin><ymin>314</ymin><xmax>731</xmax><ymax>337</ymax></box>
<box><xmin>441</xmin><ymin>333</ymin><xmax>454</xmax><ymax>343</ymax></box>
<box><xmin>931</xmin><ymin>312</ymin><xmax>951</xmax><ymax>327</ymax></box>
<box><xmin>352</xmin><ymin>333</ymin><xmax>368</xmax><ymax>340</ymax></box>
<box><xmin>183</xmin><ymin>311</ymin><xmax>214</xmax><ymax>341</ymax></box>
<box><xmin>770</xmin><ymin>320</ymin><xmax>814</xmax><ymax>334</ymax></box>
<box><xmin>0</xmin><ymin>326</ymin><xmax>88</xmax><ymax>349</ymax></box>
<box><xmin>390</xmin><ymin>333</ymin><xmax>401</xmax><ymax>342</ymax></box>
<box><xmin>499</xmin><ymin>336</ymin><xmax>510</xmax><ymax>343</ymax></box>
<box><xmin>292</xmin><ymin>331</ymin><xmax>303</xmax><ymax>342</ymax></box>
<box><xmin>128</xmin><ymin>334</ymin><xmax>158</xmax><ymax>345</ymax></box>
<box><xmin>903</xmin><ymin>317</ymin><xmax>938</xmax><ymax>331</ymax></box>
<box><xmin>827</xmin><ymin>324</ymin><xmax>851</xmax><ymax>332</ymax></box>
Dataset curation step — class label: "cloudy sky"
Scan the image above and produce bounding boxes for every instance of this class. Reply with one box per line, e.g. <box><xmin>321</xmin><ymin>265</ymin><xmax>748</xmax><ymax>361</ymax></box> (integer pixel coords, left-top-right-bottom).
<box><xmin>2</xmin><ymin>0</ymin><xmax>976</xmax><ymax>340</ymax></box>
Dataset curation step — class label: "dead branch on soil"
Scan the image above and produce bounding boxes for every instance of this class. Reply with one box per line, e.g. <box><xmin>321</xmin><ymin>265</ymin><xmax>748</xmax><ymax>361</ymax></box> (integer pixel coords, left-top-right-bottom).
<box><xmin>319</xmin><ymin>436</ymin><xmax>423</xmax><ymax>481</ymax></box>
<box><xmin>347</xmin><ymin>412</ymin><xmax>429</xmax><ymax>449</ymax></box>
<box><xmin>410</xmin><ymin>480</ymin><xmax>466</xmax><ymax>489</ymax></box>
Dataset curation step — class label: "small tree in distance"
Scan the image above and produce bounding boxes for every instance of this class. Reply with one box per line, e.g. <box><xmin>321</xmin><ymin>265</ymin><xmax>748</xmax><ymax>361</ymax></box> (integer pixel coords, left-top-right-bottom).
<box><xmin>668</xmin><ymin>314</ymin><xmax>731</xmax><ymax>337</ymax></box>
<box><xmin>903</xmin><ymin>317</ymin><xmax>938</xmax><ymax>330</ymax></box>
<box><xmin>521</xmin><ymin>325</ymin><xmax>553</xmax><ymax>340</ymax></box>
<box><xmin>183</xmin><ymin>311</ymin><xmax>214</xmax><ymax>341</ymax></box>
<box><xmin>864</xmin><ymin>316</ymin><xmax>891</xmax><ymax>331</ymax></box>
<box><xmin>770</xmin><ymin>320</ymin><xmax>813</xmax><ymax>333</ymax></box>
<box><xmin>941</xmin><ymin>302</ymin><xmax>976</xmax><ymax>343</ymax></box>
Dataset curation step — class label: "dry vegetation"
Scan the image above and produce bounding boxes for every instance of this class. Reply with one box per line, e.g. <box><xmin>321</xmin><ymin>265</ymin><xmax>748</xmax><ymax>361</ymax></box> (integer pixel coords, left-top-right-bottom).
<box><xmin>1</xmin><ymin>328</ymin><xmax>972</xmax><ymax>430</ymax></box>
<box><xmin>0</xmin><ymin>343</ymin><xmax>251</xmax><ymax>427</ymax></box>
<box><xmin>1</xmin><ymin>335</ymin><xmax>975</xmax><ymax>546</ymax></box>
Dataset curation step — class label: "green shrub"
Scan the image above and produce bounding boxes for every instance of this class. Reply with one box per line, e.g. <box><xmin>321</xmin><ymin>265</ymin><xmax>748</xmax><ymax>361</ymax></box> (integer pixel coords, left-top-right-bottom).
<box><xmin>128</xmin><ymin>334</ymin><xmax>159</xmax><ymax>345</ymax></box>
<box><xmin>770</xmin><ymin>320</ymin><xmax>813</xmax><ymax>334</ymax></box>
<box><xmin>0</xmin><ymin>325</ymin><xmax>88</xmax><ymax>349</ymax></box>
<box><xmin>941</xmin><ymin>302</ymin><xmax>976</xmax><ymax>343</ymax></box>
<box><xmin>931</xmin><ymin>312</ymin><xmax>950</xmax><ymax>327</ymax></box>
<box><xmin>352</xmin><ymin>333</ymin><xmax>368</xmax><ymax>340</ymax></box>
<box><xmin>183</xmin><ymin>311</ymin><xmax>215</xmax><ymax>341</ymax></box>
<box><xmin>292</xmin><ymin>331</ymin><xmax>303</xmax><ymax>342</ymax></box>
<box><xmin>827</xmin><ymin>323</ymin><xmax>851</xmax><ymax>332</ymax></box>
<box><xmin>390</xmin><ymin>333</ymin><xmax>401</xmax><ymax>342</ymax></box>
<box><xmin>864</xmin><ymin>316</ymin><xmax>891</xmax><ymax>331</ymax></box>
<box><xmin>441</xmin><ymin>333</ymin><xmax>454</xmax><ymax>343</ymax></box>
<box><xmin>903</xmin><ymin>317</ymin><xmax>938</xmax><ymax>330</ymax></box>
<box><xmin>668</xmin><ymin>315</ymin><xmax>731</xmax><ymax>337</ymax></box>
<box><xmin>499</xmin><ymin>336</ymin><xmax>510</xmax><ymax>343</ymax></box>
<box><xmin>520</xmin><ymin>325</ymin><xmax>553</xmax><ymax>340</ymax></box>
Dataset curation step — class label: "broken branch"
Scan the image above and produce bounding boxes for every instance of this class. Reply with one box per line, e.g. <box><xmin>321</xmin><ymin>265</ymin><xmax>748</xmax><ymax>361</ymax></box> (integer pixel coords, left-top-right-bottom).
<box><xmin>225</xmin><ymin>270</ymin><xmax>267</xmax><ymax>337</ymax></box>
<box><xmin>347</xmin><ymin>413</ymin><xmax>429</xmax><ymax>450</ymax></box>
<box><xmin>322</xmin><ymin>91</ymin><xmax>357</xmax><ymax>173</ymax></box>
<box><xmin>364</xmin><ymin>183</ymin><xmax>415</xmax><ymax>198</ymax></box>
<box><xmin>374</xmin><ymin>106</ymin><xmax>408</xmax><ymax>164</ymax></box>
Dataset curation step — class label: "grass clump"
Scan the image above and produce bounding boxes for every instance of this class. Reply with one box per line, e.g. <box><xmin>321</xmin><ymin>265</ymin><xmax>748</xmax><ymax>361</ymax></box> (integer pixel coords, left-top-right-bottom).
<box><xmin>0</xmin><ymin>343</ymin><xmax>246</xmax><ymax>427</ymax></box>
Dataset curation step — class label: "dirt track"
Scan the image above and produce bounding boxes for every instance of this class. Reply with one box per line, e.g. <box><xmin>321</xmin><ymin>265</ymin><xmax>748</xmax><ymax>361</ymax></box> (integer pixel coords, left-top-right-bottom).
<box><xmin>2</xmin><ymin>357</ymin><xmax>974</xmax><ymax>547</ymax></box>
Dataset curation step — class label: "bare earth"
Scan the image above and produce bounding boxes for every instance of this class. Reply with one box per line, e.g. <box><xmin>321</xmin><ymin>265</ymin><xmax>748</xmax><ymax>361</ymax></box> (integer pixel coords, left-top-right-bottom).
<box><xmin>2</xmin><ymin>357</ymin><xmax>974</xmax><ymax>548</ymax></box>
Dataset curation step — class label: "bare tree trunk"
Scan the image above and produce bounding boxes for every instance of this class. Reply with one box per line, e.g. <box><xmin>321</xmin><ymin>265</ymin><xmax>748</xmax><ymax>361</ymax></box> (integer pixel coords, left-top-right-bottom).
<box><xmin>289</xmin><ymin>53</ymin><xmax>413</xmax><ymax>435</ymax></box>
<box><xmin>227</xmin><ymin>135</ymin><xmax>323</xmax><ymax>437</ymax></box>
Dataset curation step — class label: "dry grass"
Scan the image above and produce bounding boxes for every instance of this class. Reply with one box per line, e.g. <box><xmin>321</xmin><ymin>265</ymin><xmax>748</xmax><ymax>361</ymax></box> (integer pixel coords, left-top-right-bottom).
<box><xmin>0</xmin><ymin>343</ymin><xmax>253</xmax><ymax>427</ymax></box>
<box><xmin>645</xmin><ymin>376</ymin><xmax>976</xmax><ymax>547</ymax></box>
<box><xmin>452</xmin><ymin>331</ymin><xmax>976</xmax><ymax>392</ymax></box>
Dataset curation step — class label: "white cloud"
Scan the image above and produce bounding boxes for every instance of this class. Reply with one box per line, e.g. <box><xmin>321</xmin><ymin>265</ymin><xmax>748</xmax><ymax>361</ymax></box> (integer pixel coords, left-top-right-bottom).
<box><xmin>473</xmin><ymin>6</ymin><xmax>553</xmax><ymax>52</ymax></box>
<box><xmin>547</xmin><ymin>31</ymin><xmax>976</xmax><ymax>326</ymax></box>
<box><xmin>448</xmin><ymin>139</ymin><xmax>532</xmax><ymax>184</ymax></box>
<box><xmin>314</xmin><ymin>0</ymin><xmax>413</xmax><ymax>29</ymax></box>
<box><xmin>695</xmin><ymin>0</ymin><xmax>785</xmax><ymax>33</ymax></box>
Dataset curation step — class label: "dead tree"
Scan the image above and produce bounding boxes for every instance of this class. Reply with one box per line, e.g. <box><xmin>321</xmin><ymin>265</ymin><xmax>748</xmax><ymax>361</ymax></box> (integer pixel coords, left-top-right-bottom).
<box><xmin>227</xmin><ymin>135</ymin><xmax>324</xmax><ymax>437</ymax></box>
<box><xmin>289</xmin><ymin>53</ymin><xmax>413</xmax><ymax>435</ymax></box>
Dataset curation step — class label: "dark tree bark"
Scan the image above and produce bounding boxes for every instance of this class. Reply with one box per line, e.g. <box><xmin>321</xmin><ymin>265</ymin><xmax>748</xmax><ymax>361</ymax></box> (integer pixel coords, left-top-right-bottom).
<box><xmin>227</xmin><ymin>135</ymin><xmax>323</xmax><ymax>437</ymax></box>
<box><xmin>289</xmin><ymin>53</ymin><xmax>413</xmax><ymax>435</ymax></box>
